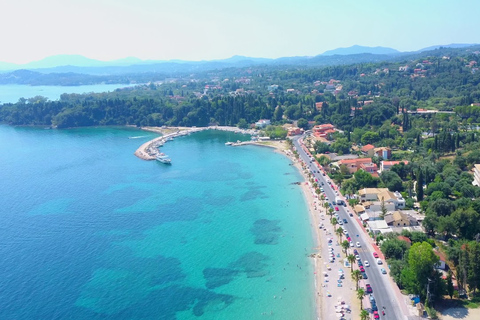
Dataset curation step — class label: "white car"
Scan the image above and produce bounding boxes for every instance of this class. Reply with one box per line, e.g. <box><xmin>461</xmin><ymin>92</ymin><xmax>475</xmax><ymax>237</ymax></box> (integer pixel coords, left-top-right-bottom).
<box><xmin>356</xmin><ymin>242</ymin><xmax>361</xmax><ymax>247</ymax></box>
<box><xmin>350</xmin><ymin>241</ymin><xmax>354</xmax><ymax>247</ymax></box>
<box><xmin>355</xmin><ymin>255</ymin><xmax>360</xmax><ymax>261</ymax></box>
<box><xmin>364</xmin><ymin>260</ymin><xmax>370</xmax><ymax>267</ymax></box>
<box><xmin>343</xmin><ymin>229</ymin><xmax>348</xmax><ymax>234</ymax></box>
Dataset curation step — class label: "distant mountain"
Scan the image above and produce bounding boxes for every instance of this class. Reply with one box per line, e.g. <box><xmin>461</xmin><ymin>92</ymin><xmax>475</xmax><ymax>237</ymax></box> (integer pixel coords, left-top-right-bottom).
<box><xmin>321</xmin><ymin>45</ymin><xmax>400</xmax><ymax>56</ymax></box>
<box><xmin>418</xmin><ymin>43</ymin><xmax>478</xmax><ymax>52</ymax></box>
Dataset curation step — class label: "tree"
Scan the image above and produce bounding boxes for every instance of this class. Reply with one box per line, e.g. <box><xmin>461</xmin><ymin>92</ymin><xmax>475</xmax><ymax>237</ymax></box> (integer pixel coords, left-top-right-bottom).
<box><xmin>381</xmin><ymin>239</ymin><xmax>408</xmax><ymax>260</ymax></box>
<box><xmin>380</xmin><ymin>197</ymin><xmax>387</xmax><ymax>219</ymax></box>
<box><xmin>341</xmin><ymin>240</ymin><xmax>350</xmax><ymax>255</ymax></box>
<box><xmin>297</xmin><ymin>118</ymin><xmax>309</xmax><ymax>130</ymax></box>
<box><xmin>402</xmin><ymin>242</ymin><xmax>439</xmax><ymax>300</ymax></box>
<box><xmin>361</xmin><ymin>131</ymin><xmax>380</xmax><ymax>145</ymax></box>
<box><xmin>357</xmin><ymin>288</ymin><xmax>366</xmax><ymax>309</ymax></box>
<box><xmin>336</xmin><ymin>227</ymin><xmax>344</xmax><ymax>242</ymax></box>
<box><xmin>348</xmin><ymin>254</ymin><xmax>356</xmax><ymax>273</ymax></box>
<box><xmin>447</xmin><ymin>270</ymin><xmax>454</xmax><ymax>299</ymax></box>
<box><xmin>237</xmin><ymin>118</ymin><xmax>248</xmax><ymax>129</ymax></box>
<box><xmin>380</xmin><ymin>170</ymin><xmax>403</xmax><ymax>192</ymax></box>
<box><xmin>417</xmin><ymin>170</ymin><xmax>424</xmax><ymax>201</ymax></box>
<box><xmin>354</xmin><ymin>169</ymin><xmax>378</xmax><ymax>188</ymax></box>
<box><xmin>360</xmin><ymin>309</ymin><xmax>369</xmax><ymax>320</ymax></box>
<box><xmin>352</xmin><ymin>269</ymin><xmax>362</xmax><ymax>289</ymax></box>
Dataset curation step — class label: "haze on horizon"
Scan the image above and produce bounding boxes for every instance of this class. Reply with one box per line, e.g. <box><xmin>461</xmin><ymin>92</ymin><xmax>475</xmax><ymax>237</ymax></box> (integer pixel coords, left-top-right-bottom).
<box><xmin>3</xmin><ymin>0</ymin><xmax>479</xmax><ymax>64</ymax></box>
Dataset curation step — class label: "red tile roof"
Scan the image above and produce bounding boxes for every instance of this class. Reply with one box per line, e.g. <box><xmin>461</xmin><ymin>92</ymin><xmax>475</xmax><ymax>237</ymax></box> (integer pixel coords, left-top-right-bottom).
<box><xmin>361</xmin><ymin>144</ymin><xmax>375</xmax><ymax>152</ymax></box>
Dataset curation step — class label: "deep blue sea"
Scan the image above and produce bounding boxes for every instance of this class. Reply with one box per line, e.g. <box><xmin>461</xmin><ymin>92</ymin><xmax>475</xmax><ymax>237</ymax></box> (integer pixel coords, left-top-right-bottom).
<box><xmin>0</xmin><ymin>126</ymin><xmax>315</xmax><ymax>319</ymax></box>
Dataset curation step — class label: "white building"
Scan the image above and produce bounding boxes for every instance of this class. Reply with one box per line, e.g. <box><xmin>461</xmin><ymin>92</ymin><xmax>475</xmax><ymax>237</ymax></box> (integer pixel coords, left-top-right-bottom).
<box><xmin>358</xmin><ymin>188</ymin><xmax>405</xmax><ymax>209</ymax></box>
<box><xmin>473</xmin><ymin>164</ymin><xmax>480</xmax><ymax>187</ymax></box>
<box><xmin>255</xmin><ymin>119</ymin><xmax>271</xmax><ymax>128</ymax></box>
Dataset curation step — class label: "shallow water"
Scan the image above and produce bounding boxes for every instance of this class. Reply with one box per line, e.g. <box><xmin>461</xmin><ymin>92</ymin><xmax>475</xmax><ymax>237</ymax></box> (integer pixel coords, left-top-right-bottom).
<box><xmin>0</xmin><ymin>126</ymin><xmax>316</xmax><ymax>319</ymax></box>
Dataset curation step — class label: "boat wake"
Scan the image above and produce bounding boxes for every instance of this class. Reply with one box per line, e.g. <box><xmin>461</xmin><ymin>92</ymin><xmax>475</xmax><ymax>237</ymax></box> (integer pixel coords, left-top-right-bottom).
<box><xmin>128</xmin><ymin>135</ymin><xmax>148</xmax><ymax>139</ymax></box>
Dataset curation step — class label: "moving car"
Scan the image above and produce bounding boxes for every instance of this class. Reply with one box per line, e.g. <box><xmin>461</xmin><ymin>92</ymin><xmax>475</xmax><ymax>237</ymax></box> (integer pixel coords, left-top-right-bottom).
<box><xmin>335</xmin><ymin>206</ymin><xmax>339</xmax><ymax>211</ymax></box>
<box><xmin>343</xmin><ymin>218</ymin><xmax>348</xmax><ymax>224</ymax></box>
<box><xmin>381</xmin><ymin>268</ymin><xmax>387</xmax><ymax>274</ymax></box>
<box><xmin>356</xmin><ymin>241</ymin><xmax>361</xmax><ymax>247</ymax></box>
<box><xmin>377</xmin><ymin>259</ymin><xmax>383</xmax><ymax>265</ymax></box>
<box><xmin>373</xmin><ymin>252</ymin><xmax>379</xmax><ymax>258</ymax></box>
<box><xmin>364</xmin><ymin>260</ymin><xmax>370</xmax><ymax>267</ymax></box>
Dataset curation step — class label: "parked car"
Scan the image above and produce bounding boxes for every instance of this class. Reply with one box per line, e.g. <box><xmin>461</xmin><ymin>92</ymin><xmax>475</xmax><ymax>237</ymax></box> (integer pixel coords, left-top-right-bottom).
<box><xmin>373</xmin><ymin>311</ymin><xmax>379</xmax><ymax>319</ymax></box>
<box><xmin>361</xmin><ymin>272</ymin><xmax>368</xmax><ymax>279</ymax></box>
<box><xmin>355</xmin><ymin>255</ymin><xmax>360</xmax><ymax>261</ymax></box>
<box><xmin>373</xmin><ymin>252</ymin><xmax>379</xmax><ymax>258</ymax></box>
<box><xmin>359</xmin><ymin>266</ymin><xmax>365</xmax><ymax>272</ymax></box>
<box><xmin>350</xmin><ymin>241</ymin><xmax>354</xmax><ymax>247</ymax></box>
<box><xmin>353</xmin><ymin>249</ymin><xmax>358</xmax><ymax>255</ymax></box>
<box><xmin>366</xmin><ymin>284</ymin><xmax>372</xmax><ymax>293</ymax></box>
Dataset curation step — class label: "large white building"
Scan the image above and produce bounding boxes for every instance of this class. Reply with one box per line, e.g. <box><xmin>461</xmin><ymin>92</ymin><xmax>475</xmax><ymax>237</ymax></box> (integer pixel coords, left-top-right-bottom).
<box><xmin>358</xmin><ymin>188</ymin><xmax>406</xmax><ymax>209</ymax></box>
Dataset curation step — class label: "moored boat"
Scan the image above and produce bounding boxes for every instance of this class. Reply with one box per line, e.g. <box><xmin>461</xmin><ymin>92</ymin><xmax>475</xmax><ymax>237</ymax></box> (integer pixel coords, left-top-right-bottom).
<box><xmin>156</xmin><ymin>153</ymin><xmax>172</xmax><ymax>164</ymax></box>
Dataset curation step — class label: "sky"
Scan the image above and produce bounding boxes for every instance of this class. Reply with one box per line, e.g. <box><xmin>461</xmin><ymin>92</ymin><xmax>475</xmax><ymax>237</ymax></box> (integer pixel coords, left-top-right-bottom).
<box><xmin>2</xmin><ymin>0</ymin><xmax>479</xmax><ymax>64</ymax></box>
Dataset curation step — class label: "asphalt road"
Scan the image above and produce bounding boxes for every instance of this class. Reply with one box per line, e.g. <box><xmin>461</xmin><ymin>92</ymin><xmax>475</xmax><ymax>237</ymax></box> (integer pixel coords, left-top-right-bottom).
<box><xmin>292</xmin><ymin>135</ymin><xmax>405</xmax><ymax>320</ymax></box>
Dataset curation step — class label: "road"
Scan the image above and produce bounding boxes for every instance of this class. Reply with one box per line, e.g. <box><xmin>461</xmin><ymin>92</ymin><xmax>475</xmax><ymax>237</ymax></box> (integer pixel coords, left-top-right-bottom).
<box><xmin>292</xmin><ymin>135</ymin><xmax>405</xmax><ymax>320</ymax></box>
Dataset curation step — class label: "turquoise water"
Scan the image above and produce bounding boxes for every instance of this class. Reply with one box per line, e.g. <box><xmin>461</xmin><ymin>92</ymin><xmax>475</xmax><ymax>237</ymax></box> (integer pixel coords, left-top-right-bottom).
<box><xmin>0</xmin><ymin>84</ymin><xmax>138</xmax><ymax>104</ymax></box>
<box><xmin>0</xmin><ymin>126</ymin><xmax>315</xmax><ymax>319</ymax></box>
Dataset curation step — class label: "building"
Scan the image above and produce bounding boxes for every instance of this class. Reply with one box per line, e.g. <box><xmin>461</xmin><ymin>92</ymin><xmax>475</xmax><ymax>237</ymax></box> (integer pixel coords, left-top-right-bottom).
<box><xmin>433</xmin><ymin>250</ymin><xmax>447</xmax><ymax>270</ymax></box>
<box><xmin>374</xmin><ymin>147</ymin><xmax>392</xmax><ymax>159</ymax></box>
<box><xmin>380</xmin><ymin>160</ymin><xmax>409</xmax><ymax>172</ymax></box>
<box><xmin>312</xmin><ymin>124</ymin><xmax>336</xmax><ymax>139</ymax></box>
<box><xmin>361</xmin><ymin>144</ymin><xmax>375</xmax><ymax>157</ymax></box>
<box><xmin>339</xmin><ymin>158</ymin><xmax>377</xmax><ymax>175</ymax></box>
<box><xmin>358</xmin><ymin>188</ymin><xmax>406</xmax><ymax>209</ymax></box>
<box><xmin>287</xmin><ymin>127</ymin><xmax>304</xmax><ymax>136</ymax></box>
<box><xmin>384</xmin><ymin>211</ymin><xmax>411</xmax><ymax>227</ymax></box>
<box><xmin>473</xmin><ymin>164</ymin><xmax>480</xmax><ymax>187</ymax></box>
<box><xmin>255</xmin><ymin>119</ymin><xmax>271</xmax><ymax>128</ymax></box>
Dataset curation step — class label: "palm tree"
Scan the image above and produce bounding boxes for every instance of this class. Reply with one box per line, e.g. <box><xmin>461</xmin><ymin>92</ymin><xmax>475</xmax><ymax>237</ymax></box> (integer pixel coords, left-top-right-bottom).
<box><xmin>352</xmin><ymin>269</ymin><xmax>362</xmax><ymax>290</ymax></box>
<box><xmin>328</xmin><ymin>208</ymin><xmax>334</xmax><ymax>217</ymax></box>
<box><xmin>331</xmin><ymin>217</ymin><xmax>338</xmax><ymax>228</ymax></box>
<box><xmin>360</xmin><ymin>309</ymin><xmax>369</xmax><ymax>320</ymax></box>
<box><xmin>323</xmin><ymin>202</ymin><xmax>329</xmax><ymax>214</ymax></box>
<box><xmin>357</xmin><ymin>288</ymin><xmax>365</xmax><ymax>310</ymax></box>
<box><xmin>335</xmin><ymin>227</ymin><xmax>343</xmax><ymax>242</ymax></box>
<box><xmin>347</xmin><ymin>254</ymin><xmax>356</xmax><ymax>273</ymax></box>
<box><xmin>341</xmin><ymin>240</ymin><xmax>350</xmax><ymax>255</ymax></box>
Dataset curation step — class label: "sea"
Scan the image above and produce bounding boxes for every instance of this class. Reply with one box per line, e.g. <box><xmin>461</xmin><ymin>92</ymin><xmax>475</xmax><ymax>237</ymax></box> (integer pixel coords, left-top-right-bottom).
<box><xmin>0</xmin><ymin>125</ymin><xmax>316</xmax><ymax>320</ymax></box>
<box><xmin>0</xmin><ymin>84</ymin><xmax>138</xmax><ymax>104</ymax></box>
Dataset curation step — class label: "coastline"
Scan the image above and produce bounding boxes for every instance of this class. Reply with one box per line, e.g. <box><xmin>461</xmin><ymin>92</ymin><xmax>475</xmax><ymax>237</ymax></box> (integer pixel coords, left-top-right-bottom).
<box><xmin>135</xmin><ymin>127</ymin><xmax>324</xmax><ymax>318</ymax></box>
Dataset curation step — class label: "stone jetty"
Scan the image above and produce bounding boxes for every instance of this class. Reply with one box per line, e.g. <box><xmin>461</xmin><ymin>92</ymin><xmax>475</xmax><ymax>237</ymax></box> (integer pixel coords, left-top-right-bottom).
<box><xmin>134</xmin><ymin>126</ymin><xmax>258</xmax><ymax>160</ymax></box>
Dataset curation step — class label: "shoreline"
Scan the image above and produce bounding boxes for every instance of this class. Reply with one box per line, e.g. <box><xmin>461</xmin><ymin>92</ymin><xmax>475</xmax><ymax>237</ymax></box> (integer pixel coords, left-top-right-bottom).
<box><xmin>135</xmin><ymin>127</ymin><xmax>324</xmax><ymax>318</ymax></box>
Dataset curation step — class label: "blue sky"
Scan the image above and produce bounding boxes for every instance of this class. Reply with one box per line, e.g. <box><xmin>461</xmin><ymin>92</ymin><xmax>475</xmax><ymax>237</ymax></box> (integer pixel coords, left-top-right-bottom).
<box><xmin>2</xmin><ymin>0</ymin><xmax>479</xmax><ymax>63</ymax></box>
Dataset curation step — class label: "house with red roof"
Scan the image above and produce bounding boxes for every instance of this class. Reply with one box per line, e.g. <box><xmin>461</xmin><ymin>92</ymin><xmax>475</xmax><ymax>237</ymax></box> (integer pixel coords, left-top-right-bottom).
<box><xmin>339</xmin><ymin>158</ymin><xmax>377</xmax><ymax>175</ymax></box>
<box><xmin>313</xmin><ymin>124</ymin><xmax>336</xmax><ymax>139</ymax></box>
<box><xmin>361</xmin><ymin>144</ymin><xmax>375</xmax><ymax>157</ymax></box>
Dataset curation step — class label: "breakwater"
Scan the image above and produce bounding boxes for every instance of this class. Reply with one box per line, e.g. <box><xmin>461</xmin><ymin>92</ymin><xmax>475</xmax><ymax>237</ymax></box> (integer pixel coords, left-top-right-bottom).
<box><xmin>134</xmin><ymin>126</ymin><xmax>258</xmax><ymax>160</ymax></box>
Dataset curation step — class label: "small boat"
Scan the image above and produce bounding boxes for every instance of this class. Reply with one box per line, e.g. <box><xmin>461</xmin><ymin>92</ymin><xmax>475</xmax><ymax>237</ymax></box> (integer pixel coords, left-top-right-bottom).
<box><xmin>156</xmin><ymin>153</ymin><xmax>172</xmax><ymax>164</ymax></box>
<box><xmin>225</xmin><ymin>142</ymin><xmax>233</xmax><ymax>146</ymax></box>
